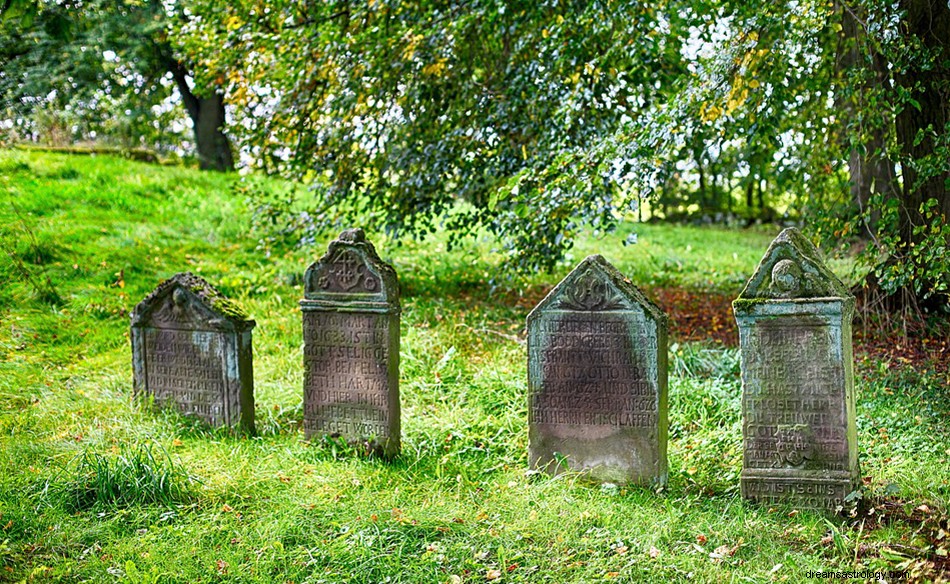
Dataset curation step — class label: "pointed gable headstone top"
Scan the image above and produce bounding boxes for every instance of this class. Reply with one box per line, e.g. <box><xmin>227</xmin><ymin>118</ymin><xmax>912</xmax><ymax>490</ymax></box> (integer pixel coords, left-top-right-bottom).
<box><xmin>528</xmin><ymin>255</ymin><xmax>666</xmax><ymax>323</ymax></box>
<box><xmin>737</xmin><ymin>228</ymin><xmax>850</xmax><ymax>301</ymax></box>
<box><xmin>130</xmin><ymin>272</ymin><xmax>254</xmax><ymax>332</ymax></box>
<box><xmin>303</xmin><ymin>228</ymin><xmax>399</xmax><ymax>305</ymax></box>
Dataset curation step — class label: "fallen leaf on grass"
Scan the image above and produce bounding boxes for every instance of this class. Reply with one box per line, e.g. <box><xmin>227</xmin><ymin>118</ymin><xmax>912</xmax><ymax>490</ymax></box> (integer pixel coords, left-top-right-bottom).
<box><xmin>710</xmin><ymin>544</ymin><xmax>738</xmax><ymax>563</ymax></box>
<box><xmin>648</xmin><ymin>546</ymin><xmax>661</xmax><ymax>559</ymax></box>
<box><xmin>486</xmin><ymin>568</ymin><xmax>502</xmax><ymax>580</ymax></box>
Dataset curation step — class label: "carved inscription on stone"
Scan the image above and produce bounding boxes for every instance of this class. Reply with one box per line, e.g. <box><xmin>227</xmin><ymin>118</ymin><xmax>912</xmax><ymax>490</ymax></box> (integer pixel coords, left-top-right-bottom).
<box><xmin>741</xmin><ymin>322</ymin><xmax>849</xmax><ymax>476</ymax></box>
<box><xmin>734</xmin><ymin>228</ymin><xmax>858</xmax><ymax>511</ymax></box>
<box><xmin>531</xmin><ymin>313</ymin><xmax>659</xmax><ymax>426</ymax></box>
<box><xmin>301</xmin><ymin>229</ymin><xmax>400</xmax><ymax>457</ymax></box>
<box><xmin>303</xmin><ymin>312</ymin><xmax>394</xmax><ymax>441</ymax></box>
<box><xmin>143</xmin><ymin>328</ymin><xmax>230</xmax><ymax>425</ymax></box>
<box><xmin>131</xmin><ymin>272</ymin><xmax>256</xmax><ymax>432</ymax></box>
<box><xmin>528</xmin><ymin>255</ymin><xmax>668</xmax><ymax>485</ymax></box>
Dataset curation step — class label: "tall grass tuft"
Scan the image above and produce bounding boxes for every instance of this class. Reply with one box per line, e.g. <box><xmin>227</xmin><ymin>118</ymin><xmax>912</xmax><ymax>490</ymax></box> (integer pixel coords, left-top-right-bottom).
<box><xmin>44</xmin><ymin>443</ymin><xmax>195</xmax><ymax>511</ymax></box>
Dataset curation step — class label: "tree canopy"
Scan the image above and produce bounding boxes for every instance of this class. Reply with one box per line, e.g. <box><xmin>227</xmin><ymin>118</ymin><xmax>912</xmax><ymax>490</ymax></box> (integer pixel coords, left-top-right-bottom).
<box><xmin>3</xmin><ymin>0</ymin><xmax>948</xmax><ymax>306</ymax></box>
<box><xmin>178</xmin><ymin>0</ymin><xmax>947</xmax><ymax>304</ymax></box>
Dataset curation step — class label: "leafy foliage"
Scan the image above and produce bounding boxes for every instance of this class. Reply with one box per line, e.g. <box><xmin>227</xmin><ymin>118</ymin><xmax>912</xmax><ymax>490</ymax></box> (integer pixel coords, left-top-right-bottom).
<box><xmin>179</xmin><ymin>1</ymin><xmax>699</xmax><ymax>271</ymax></box>
<box><xmin>178</xmin><ymin>0</ymin><xmax>948</xmax><ymax>303</ymax></box>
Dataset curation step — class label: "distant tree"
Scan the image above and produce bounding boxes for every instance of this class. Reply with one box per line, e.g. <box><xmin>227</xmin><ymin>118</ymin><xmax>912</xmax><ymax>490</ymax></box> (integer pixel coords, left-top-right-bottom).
<box><xmin>0</xmin><ymin>0</ymin><xmax>234</xmax><ymax>170</ymax></box>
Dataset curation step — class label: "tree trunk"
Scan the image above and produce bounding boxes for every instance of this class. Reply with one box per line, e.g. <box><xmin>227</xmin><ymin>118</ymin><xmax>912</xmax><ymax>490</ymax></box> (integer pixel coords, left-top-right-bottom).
<box><xmin>167</xmin><ymin>57</ymin><xmax>234</xmax><ymax>172</ymax></box>
<box><xmin>836</xmin><ymin>1</ymin><xmax>897</xmax><ymax>235</ymax></box>
<box><xmin>193</xmin><ymin>93</ymin><xmax>234</xmax><ymax>172</ymax></box>
<box><xmin>894</xmin><ymin>0</ymin><xmax>950</xmax><ymax>243</ymax></box>
<box><xmin>859</xmin><ymin>0</ymin><xmax>950</xmax><ymax>312</ymax></box>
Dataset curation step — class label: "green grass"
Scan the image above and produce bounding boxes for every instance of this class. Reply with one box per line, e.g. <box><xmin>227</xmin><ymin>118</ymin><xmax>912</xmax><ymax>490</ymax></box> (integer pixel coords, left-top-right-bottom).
<box><xmin>0</xmin><ymin>149</ymin><xmax>947</xmax><ymax>583</ymax></box>
<box><xmin>40</xmin><ymin>443</ymin><xmax>195</xmax><ymax>512</ymax></box>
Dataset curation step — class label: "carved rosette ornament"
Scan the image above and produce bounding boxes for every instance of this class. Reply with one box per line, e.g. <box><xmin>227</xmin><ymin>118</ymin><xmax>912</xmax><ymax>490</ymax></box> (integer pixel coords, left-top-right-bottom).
<box><xmin>774</xmin><ymin>424</ymin><xmax>815</xmax><ymax>469</ymax></box>
<box><xmin>318</xmin><ymin>248</ymin><xmax>381</xmax><ymax>293</ymax></box>
<box><xmin>557</xmin><ymin>270</ymin><xmax>626</xmax><ymax>311</ymax></box>
<box><xmin>303</xmin><ymin>228</ymin><xmax>395</xmax><ymax>302</ymax></box>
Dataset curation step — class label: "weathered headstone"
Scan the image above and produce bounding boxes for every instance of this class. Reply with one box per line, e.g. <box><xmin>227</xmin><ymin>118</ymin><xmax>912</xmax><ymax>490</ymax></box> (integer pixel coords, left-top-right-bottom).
<box><xmin>733</xmin><ymin>228</ymin><xmax>859</xmax><ymax>511</ymax></box>
<box><xmin>301</xmin><ymin>229</ymin><xmax>400</xmax><ymax>457</ymax></box>
<box><xmin>131</xmin><ymin>272</ymin><xmax>256</xmax><ymax>432</ymax></box>
<box><xmin>527</xmin><ymin>255</ymin><xmax>669</xmax><ymax>485</ymax></box>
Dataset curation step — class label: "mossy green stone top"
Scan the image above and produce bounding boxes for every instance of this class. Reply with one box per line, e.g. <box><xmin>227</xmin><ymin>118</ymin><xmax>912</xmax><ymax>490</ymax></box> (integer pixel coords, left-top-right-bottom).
<box><xmin>131</xmin><ymin>272</ymin><xmax>254</xmax><ymax>331</ymax></box>
<box><xmin>734</xmin><ymin>227</ymin><xmax>851</xmax><ymax>308</ymax></box>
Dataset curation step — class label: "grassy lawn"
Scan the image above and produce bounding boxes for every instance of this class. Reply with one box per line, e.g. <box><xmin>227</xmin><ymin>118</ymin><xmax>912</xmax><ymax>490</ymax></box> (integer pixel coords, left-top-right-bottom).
<box><xmin>0</xmin><ymin>150</ymin><xmax>948</xmax><ymax>583</ymax></box>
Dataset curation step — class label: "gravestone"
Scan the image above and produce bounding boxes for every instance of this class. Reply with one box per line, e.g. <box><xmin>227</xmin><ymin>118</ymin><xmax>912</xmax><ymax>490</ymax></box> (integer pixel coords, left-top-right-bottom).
<box><xmin>527</xmin><ymin>255</ymin><xmax>669</xmax><ymax>485</ymax></box>
<box><xmin>733</xmin><ymin>228</ymin><xmax>859</xmax><ymax>511</ymax></box>
<box><xmin>300</xmin><ymin>229</ymin><xmax>400</xmax><ymax>457</ymax></box>
<box><xmin>131</xmin><ymin>272</ymin><xmax>256</xmax><ymax>432</ymax></box>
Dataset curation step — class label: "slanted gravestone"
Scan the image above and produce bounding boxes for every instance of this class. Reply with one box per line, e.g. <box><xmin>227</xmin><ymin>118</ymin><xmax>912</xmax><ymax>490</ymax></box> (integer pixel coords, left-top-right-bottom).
<box><xmin>733</xmin><ymin>228</ymin><xmax>859</xmax><ymax>511</ymax></box>
<box><xmin>527</xmin><ymin>255</ymin><xmax>669</xmax><ymax>485</ymax></box>
<box><xmin>300</xmin><ymin>229</ymin><xmax>400</xmax><ymax>457</ymax></box>
<box><xmin>131</xmin><ymin>272</ymin><xmax>256</xmax><ymax>432</ymax></box>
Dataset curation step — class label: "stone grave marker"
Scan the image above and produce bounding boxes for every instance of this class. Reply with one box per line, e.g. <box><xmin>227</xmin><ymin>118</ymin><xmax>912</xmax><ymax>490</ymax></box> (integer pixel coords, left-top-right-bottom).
<box><xmin>131</xmin><ymin>272</ymin><xmax>256</xmax><ymax>432</ymax></box>
<box><xmin>733</xmin><ymin>227</ymin><xmax>859</xmax><ymax>511</ymax></box>
<box><xmin>527</xmin><ymin>255</ymin><xmax>668</xmax><ymax>485</ymax></box>
<box><xmin>301</xmin><ymin>229</ymin><xmax>400</xmax><ymax>457</ymax></box>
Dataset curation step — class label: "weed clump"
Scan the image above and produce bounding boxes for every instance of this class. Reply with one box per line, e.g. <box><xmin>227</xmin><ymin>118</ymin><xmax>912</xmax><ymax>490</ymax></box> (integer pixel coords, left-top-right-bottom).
<box><xmin>43</xmin><ymin>443</ymin><xmax>195</xmax><ymax>512</ymax></box>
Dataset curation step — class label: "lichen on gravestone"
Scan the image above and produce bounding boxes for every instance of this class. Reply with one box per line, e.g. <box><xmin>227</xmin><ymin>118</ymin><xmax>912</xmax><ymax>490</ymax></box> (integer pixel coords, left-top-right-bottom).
<box><xmin>130</xmin><ymin>272</ymin><xmax>256</xmax><ymax>433</ymax></box>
